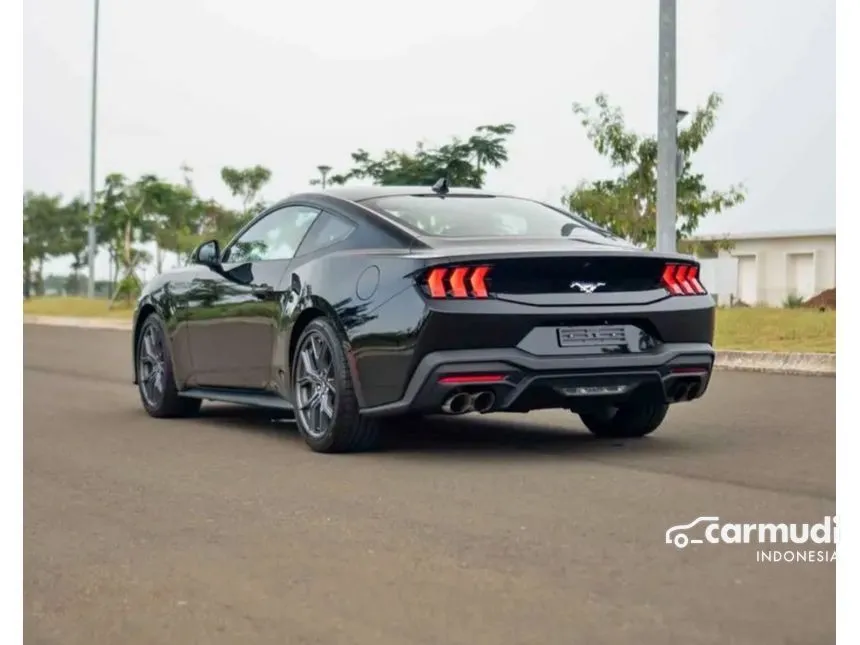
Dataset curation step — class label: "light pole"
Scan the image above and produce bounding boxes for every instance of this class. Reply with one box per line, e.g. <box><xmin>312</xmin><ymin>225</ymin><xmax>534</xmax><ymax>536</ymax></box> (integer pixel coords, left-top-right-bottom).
<box><xmin>675</xmin><ymin>109</ymin><xmax>688</xmax><ymax>179</ymax></box>
<box><xmin>317</xmin><ymin>165</ymin><xmax>332</xmax><ymax>190</ymax></box>
<box><xmin>86</xmin><ymin>0</ymin><xmax>101</xmax><ymax>297</ymax></box>
<box><xmin>656</xmin><ymin>0</ymin><xmax>677</xmax><ymax>253</ymax></box>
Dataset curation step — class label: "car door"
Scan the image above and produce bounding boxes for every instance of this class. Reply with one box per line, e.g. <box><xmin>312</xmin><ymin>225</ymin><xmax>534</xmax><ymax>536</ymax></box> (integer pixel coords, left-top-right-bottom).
<box><xmin>186</xmin><ymin>204</ymin><xmax>322</xmax><ymax>389</ymax></box>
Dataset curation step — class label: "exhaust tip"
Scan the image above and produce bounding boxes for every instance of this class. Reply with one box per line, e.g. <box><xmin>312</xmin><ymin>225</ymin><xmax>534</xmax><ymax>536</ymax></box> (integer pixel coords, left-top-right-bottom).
<box><xmin>442</xmin><ymin>392</ymin><xmax>473</xmax><ymax>415</ymax></box>
<box><xmin>669</xmin><ymin>379</ymin><xmax>701</xmax><ymax>402</ymax></box>
<box><xmin>471</xmin><ymin>391</ymin><xmax>496</xmax><ymax>413</ymax></box>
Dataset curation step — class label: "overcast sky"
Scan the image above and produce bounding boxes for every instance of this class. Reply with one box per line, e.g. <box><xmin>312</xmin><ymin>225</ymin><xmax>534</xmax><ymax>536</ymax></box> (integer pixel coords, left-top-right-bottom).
<box><xmin>25</xmin><ymin>0</ymin><xmax>835</xmax><ymax>278</ymax></box>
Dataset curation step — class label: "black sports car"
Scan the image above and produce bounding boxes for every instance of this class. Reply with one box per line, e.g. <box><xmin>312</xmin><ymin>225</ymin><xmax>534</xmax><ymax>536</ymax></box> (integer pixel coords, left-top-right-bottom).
<box><xmin>132</xmin><ymin>181</ymin><xmax>715</xmax><ymax>453</ymax></box>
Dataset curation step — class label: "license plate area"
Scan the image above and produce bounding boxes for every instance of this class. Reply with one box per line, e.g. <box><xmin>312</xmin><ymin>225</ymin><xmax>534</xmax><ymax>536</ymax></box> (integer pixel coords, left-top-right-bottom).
<box><xmin>556</xmin><ymin>325</ymin><xmax>627</xmax><ymax>349</ymax></box>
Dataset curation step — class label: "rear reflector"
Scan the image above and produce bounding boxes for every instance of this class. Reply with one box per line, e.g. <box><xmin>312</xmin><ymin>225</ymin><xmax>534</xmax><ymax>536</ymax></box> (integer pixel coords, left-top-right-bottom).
<box><xmin>438</xmin><ymin>374</ymin><xmax>505</xmax><ymax>384</ymax></box>
<box><xmin>661</xmin><ymin>263</ymin><xmax>707</xmax><ymax>296</ymax></box>
<box><xmin>423</xmin><ymin>265</ymin><xmax>492</xmax><ymax>299</ymax></box>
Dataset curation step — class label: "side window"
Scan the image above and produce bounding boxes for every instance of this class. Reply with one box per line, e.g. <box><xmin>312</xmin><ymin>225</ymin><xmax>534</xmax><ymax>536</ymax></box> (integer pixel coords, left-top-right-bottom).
<box><xmin>296</xmin><ymin>212</ymin><xmax>357</xmax><ymax>257</ymax></box>
<box><xmin>224</xmin><ymin>206</ymin><xmax>321</xmax><ymax>263</ymax></box>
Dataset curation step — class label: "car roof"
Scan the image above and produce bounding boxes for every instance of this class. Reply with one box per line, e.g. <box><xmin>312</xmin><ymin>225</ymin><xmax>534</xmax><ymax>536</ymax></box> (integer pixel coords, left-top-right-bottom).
<box><xmin>290</xmin><ymin>185</ymin><xmax>502</xmax><ymax>203</ymax></box>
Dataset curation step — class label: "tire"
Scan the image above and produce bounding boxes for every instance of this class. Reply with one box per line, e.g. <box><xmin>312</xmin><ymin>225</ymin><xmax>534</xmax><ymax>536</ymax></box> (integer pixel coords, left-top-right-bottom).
<box><xmin>578</xmin><ymin>399</ymin><xmax>669</xmax><ymax>439</ymax></box>
<box><xmin>136</xmin><ymin>314</ymin><xmax>202</xmax><ymax>419</ymax></box>
<box><xmin>291</xmin><ymin>317</ymin><xmax>381</xmax><ymax>453</ymax></box>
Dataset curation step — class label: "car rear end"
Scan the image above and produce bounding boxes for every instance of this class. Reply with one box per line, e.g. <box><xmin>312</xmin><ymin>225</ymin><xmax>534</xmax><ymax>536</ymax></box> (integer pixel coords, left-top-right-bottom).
<box><xmin>353</xmin><ymin>193</ymin><xmax>716</xmax><ymax>418</ymax></box>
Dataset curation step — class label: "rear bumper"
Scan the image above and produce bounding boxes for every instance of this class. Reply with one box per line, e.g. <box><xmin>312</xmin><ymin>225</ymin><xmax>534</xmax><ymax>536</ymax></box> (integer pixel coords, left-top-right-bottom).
<box><xmin>359</xmin><ymin>343</ymin><xmax>715</xmax><ymax>417</ymax></box>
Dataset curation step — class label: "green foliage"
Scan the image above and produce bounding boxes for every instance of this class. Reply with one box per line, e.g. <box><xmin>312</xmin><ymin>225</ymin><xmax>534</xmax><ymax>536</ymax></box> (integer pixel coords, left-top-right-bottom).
<box><xmin>114</xmin><ymin>273</ymin><xmax>143</xmax><ymax>304</ymax></box>
<box><xmin>565</xmin><ymin>93</ymin><xmax>746</xmax><ymax>250</ymax></box>
<box><xmin>23</xmin><ymin>191</ymin><xmax>67</xmax><ymax>296</ymax></box>
<box><xmin>327</xmin><ymin>123</ymin><xmax>516</xmax><ymax>188</ymax></box>
<box><xmin>220</xmin><ymin>165</ymin><xmax>272</xmax><ymax>215</ymax></box>
<box><xmin>783</xmin><ymin>293</ymin><xmax>806</xmax><ymax>309</ymax></box>
<box><xmin>21</xmin><ymin>163</ymin><xmax>272</xmax><ymax>297</ymax></box>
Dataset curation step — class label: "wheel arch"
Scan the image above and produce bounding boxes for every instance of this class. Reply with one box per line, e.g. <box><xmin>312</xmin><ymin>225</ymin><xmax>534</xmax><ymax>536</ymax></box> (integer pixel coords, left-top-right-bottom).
<box><xmin>287</xmin><ymin>297</ymin><xmax>366</xmax><ymax>408</ymax></box>
<box><xmin>131</xmin><ymin>297</ymin><xmax>177</xmax><ymax>385</ymax></box>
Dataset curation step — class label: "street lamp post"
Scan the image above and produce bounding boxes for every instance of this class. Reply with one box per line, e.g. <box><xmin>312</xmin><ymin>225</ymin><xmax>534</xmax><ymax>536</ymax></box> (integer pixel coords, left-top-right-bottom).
<box><xmin>675</xmin><ymin>109</ymin><xmax>688</xmax><ymax>179</ymax></box>
<box><xmin>86</xmin><ymin>0</ymin><xmax>101</xmax><ymax>297</ymax></box>
<box><xmin>656</xmin><ymin>0</ymin><xmax>678</xmax><ymax>253</ymax></box>
<box><xmin>317</xmin><ymin>165</ymin><xmax>332</xmax><ymax>190</ymax></box>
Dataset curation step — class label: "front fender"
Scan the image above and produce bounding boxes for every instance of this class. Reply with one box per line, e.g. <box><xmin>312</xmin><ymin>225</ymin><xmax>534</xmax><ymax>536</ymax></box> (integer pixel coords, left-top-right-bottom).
<box><xmin>130</xmin><ymin>285</ymin><xmax>186</xmax><ymax>387</ymax></box>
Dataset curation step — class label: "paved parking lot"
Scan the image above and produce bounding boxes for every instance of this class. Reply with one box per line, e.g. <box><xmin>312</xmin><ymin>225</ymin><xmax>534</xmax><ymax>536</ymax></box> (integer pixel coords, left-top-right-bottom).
<box><xmin>24</xmin><ymin>324</ymin><xmax>835</xmax><ymax>645</ymax></box>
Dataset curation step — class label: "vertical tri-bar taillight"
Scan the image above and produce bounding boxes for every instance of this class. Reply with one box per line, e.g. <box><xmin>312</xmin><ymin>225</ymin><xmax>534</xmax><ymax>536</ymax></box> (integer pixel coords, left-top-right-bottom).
<box><xmin>661</xmin><ymin>263</ymin><xmax>707</xmax><ymax>295</ymax></box>
<box><xmin>423</xmin><ymin>266</ymin><xmax>492</xmax><ymax>299</ymax></box>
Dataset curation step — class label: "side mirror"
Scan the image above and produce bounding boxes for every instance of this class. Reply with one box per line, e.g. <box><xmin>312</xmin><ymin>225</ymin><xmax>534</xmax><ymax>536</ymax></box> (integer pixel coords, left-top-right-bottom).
<box><xmin>192</xmin><ymin>239</ymin><xmax>221</xmax><ymax>267</ymax></box>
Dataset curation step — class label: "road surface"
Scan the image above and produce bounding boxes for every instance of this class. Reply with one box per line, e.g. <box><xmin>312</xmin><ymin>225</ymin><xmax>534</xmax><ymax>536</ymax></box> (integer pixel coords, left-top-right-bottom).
<box><xmin>24</xmin><ymin>325</ymin><xmax>835</xmax><ymax>645</ymax></box>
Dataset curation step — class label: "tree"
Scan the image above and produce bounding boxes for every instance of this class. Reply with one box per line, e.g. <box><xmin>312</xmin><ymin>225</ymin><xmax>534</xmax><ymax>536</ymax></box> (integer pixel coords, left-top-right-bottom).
<box><xmin>565</xmin><ymin>93</ymin><xmax>745</xmax><ymax>250</ymax></box>
<box><xmin>143</xmin><ymin>178</ymin><xmax>201</xmax><ymax>273</ymax></box>
<box><xmin>220</xmin><ymin>165</ymin><xmax>272</xmax><ymax>219</ymax></box>
<box><xmin>96</xmin><ymin>173</ymin><xmax>166</xmax><ymax>302</ymax></box>
<box><xmin>327</xmin><ymin>123</ymin><xmax>516</xmax><ymax>188</ymax></box>
<box><xmin>23</xmin><ymin>191</ymin><xmax>64</xmax><ymax>297</ymax></box>
<box><xmin>58</xmin><ymin>196</ymin><xmax>89</xmax><ymax>287</ymax></box>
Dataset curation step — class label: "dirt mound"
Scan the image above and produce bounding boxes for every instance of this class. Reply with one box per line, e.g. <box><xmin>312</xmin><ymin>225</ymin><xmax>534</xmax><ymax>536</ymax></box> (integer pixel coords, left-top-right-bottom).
<box><xmin>805</xmin><ymin>288</ymin><xmax>836</xmax><ymax>310</ymax></box>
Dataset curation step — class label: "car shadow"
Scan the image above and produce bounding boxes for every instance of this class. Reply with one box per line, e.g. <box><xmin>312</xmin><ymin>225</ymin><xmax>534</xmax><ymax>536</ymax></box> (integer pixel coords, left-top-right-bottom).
<box><xmin>194</xmin><ymin>405</ymin><xmax>696</xmax><ymax>460</ymax></box>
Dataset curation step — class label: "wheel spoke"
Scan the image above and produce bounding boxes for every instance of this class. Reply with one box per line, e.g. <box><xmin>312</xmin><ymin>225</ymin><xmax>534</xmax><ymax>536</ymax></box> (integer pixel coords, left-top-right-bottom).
<box><xmin>301</xmin><ymin>389</ymin><xmax>322</xmax><ymax>412</ymax></box>
<box><xmin>319</xmin><ymin>393</ymin><xmax>334</xmax><ymax>419</ymax></box>
<box><xmin>296</xmin><ymin>374</ymin><xmax>315</xmax><ymax>387</ymax></box>
<box><xmin>300</xmin><ymin>349</ymin><xmax>318</xmax><ymax>379</ymax></box>
<box><xmin>142</xmin><ymin>331</ymin><xmax>156</xmax><ymax>361</ymax></box>
<box><xmin>318</xmin><ymin>345</ymin><xmax>332</xmax><ymax>375</ymax></box>
<box><xmin>309</xmin><ymin>396</ymin><xmax>321</xmax><ymax>433</ymax></box>
<box><xmin>309</xmin><ymin>336</ymin><xmax>321</xmax><ymax>365</ymax></box>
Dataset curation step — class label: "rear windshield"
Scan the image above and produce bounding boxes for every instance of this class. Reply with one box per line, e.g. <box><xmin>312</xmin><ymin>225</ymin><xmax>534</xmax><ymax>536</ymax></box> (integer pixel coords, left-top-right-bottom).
<box><xmin>362</xmin><ymin>195</ymin><xmax>611</xmax><ymax>238</ymax></box>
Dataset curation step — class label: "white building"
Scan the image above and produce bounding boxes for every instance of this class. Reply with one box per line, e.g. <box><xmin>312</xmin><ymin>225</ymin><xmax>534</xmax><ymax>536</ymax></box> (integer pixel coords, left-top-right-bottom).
<box><xmin>689</xmin><ymin>228</ymin><xmax>836</xmax><ymax>307</ymax></box>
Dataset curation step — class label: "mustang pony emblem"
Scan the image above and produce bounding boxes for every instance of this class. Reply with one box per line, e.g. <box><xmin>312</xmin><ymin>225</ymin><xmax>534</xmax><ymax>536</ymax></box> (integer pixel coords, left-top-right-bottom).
<box><xmin>569</xmin><ymin>281</ymin><xmax>606</xmax><ymax>293</ymax></box>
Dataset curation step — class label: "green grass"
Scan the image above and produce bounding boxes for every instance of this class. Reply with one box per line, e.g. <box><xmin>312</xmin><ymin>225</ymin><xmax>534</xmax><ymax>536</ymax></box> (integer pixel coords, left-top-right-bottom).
<box><xmin>714</xmin><ymin>307</ymin><xmax>835</xmax><ymax>353</ymax></box>
<box><xmin>23</xmin><ymin>297</ymin><xmax>836</xmax><ymax>353</ymax></box>
<box><xmin>23</xmin><ymin>296</ymin><xmax>135</xmax><ymax>319</ymax></box>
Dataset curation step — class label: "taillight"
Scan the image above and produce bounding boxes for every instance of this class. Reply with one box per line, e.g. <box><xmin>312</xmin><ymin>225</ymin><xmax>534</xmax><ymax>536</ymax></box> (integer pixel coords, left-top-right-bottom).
<box><xmin>423</xmin><ymin>265</ymin><xmax>492</xmax><ymax>299</ymax></box>
<box><xmin>661</xmin><ymin>263</ymin><xmax>707</xmax><ymax>296</ymax></box>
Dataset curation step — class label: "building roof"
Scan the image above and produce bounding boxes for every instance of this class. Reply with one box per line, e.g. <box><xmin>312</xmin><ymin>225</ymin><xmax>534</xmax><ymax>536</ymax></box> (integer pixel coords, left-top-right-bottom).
<box><xmin>688</xmin><ymin>227</ymin><xmax>836</xmax><ymax>242</ymax></box>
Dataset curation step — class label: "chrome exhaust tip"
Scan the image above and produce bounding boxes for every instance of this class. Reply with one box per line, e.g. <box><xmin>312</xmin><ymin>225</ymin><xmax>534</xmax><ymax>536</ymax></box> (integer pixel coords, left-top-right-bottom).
<box><xmin>471</xmin><ymin>391</ymin><xmax>496</xmax><ymax>413</ymax></box>
<box><xmin>442</xmin><ymin>392</ymin><xmax>473</xmax><ymax>415</ymax></box>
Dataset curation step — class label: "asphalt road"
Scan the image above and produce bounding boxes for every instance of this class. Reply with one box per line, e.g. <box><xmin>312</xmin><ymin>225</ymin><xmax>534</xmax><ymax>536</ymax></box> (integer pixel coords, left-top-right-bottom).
<box><xmin>24</xmin><ymin>325</ymin><xmax>836</xmax><ymax>645</ymax></box>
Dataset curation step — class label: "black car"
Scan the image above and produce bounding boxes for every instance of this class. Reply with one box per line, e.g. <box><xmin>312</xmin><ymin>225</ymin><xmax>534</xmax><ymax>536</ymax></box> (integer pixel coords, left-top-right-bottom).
<box><xmin>131</xmin><ymin>181</ymin><xmax>715</xmax><ymax>453</ymax></box>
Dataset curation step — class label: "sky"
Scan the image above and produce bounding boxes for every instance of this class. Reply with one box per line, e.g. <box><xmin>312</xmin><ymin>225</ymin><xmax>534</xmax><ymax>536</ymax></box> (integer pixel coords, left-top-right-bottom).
<box><xmin>24</xmin><ymin>0</ymin><xmax>835</xmax><ymax>279</ymax></box>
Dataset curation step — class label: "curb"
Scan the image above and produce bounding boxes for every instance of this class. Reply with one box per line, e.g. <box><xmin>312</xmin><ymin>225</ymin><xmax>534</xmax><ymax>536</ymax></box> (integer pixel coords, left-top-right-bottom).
<box><xmin>713</xmin><ymin>350</ymin><xmax>835</xmax><ymax>377</ymax></box>
<box><xmin>23</xmin><ymin>316</ymin><xmax>835</xmax><ymax>377</ymax></box>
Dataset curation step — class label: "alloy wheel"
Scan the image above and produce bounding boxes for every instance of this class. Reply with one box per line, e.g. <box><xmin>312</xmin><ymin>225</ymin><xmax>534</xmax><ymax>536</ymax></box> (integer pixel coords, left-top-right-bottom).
<box><xmin>295</xmin><ymin>331</ymin><xmax>337</xmax><ymax>438</ymax></box>
<box><xmin>138</xmin><ymin>324</ymin><xmax>166</xmax><ymax>407</ymax></box>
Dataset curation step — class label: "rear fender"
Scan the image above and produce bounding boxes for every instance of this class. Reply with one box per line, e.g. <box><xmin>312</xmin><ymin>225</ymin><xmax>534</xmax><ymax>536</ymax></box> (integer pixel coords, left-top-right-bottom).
<box><xmin>282</xmin><ymin>295</ymin><xmax>367</xmax><ymax>408</ymax></box>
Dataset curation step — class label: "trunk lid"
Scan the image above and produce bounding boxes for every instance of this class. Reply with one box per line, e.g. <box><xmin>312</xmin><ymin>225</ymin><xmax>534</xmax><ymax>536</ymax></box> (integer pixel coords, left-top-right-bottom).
<box><xmin>409</xmin><ymin>238</ymin><xmax>692</xmax><ymax>306</ymax></box>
